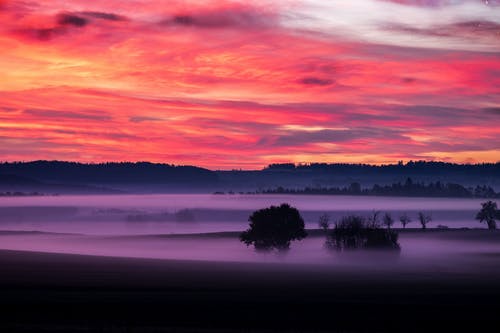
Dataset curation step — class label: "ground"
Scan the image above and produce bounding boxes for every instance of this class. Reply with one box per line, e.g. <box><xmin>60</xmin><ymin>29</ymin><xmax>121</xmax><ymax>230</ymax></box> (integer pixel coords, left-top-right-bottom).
<box><xmin>1</xmin><ymin>237</ymin><xmax>499</xmax><ymax>332</ymax></box>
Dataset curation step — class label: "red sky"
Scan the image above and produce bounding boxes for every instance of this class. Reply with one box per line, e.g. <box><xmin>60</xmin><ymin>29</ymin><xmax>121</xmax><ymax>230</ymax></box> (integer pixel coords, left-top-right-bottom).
<box><xmin>0</xmin><ymin>0</ymin><xmax>499</xmax><ymax>169</ymax></box>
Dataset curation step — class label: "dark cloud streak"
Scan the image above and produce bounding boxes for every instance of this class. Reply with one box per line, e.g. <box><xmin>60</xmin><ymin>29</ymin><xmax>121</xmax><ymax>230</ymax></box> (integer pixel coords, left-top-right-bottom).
<box><xmin>19</xmin><ymin>27</ymin><xmax>65</xmax><ymax>41</ymax></box>
<box><xmin>299</xmin><ymin>77</ymin><xmax>334</xmax><ymax>86</ymax></box>
<box><xmin>24</xmin><ymin>109</ymin><xmax>111</xmax><ymax>121</ymax></box>
<box><xmin>17</xmin><ymin>12</ymin><xmax>89</xmax><ymax>41</ymax></box>
<box><xmin>57</xmin><ymin>13</ymin><xmax>88</xmax><ymax>27</ymax></box>
<box><xmin>162</xmin><ymin>7</ymin><xmax>274</xmax><ymax>29</ymax></box>
<box><xmin>129</xmin><ymin>116</ymin><xmax>163</xmax><ymax>123</ymax></box>
<box><xmin>80</xmin><ymin>11</ymin><xmax>127</xmax><ymax>21</ymax></box>
<box><xmin>483</xmin><ymin>107</ymin><xmax>500</xmax><ymax>115</ymax></box>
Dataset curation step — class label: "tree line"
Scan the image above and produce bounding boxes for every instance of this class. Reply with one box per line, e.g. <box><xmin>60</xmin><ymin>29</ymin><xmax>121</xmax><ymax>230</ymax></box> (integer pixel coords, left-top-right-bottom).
<box><xmin>256</xmin><ymin>178</ymin><xmax>499</xmax><ymax>198</ymax></box>
<box><xmin>265</xmin><ymin>161</ymin><xmax>500</xmax><ymax>176</ymax></box>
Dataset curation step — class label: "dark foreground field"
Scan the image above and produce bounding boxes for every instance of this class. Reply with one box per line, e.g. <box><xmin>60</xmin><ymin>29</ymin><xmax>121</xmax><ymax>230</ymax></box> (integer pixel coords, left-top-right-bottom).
<box><xmin>1</xmin><ymin>246</ymin><xmax>500</xmax><ymax>333</ymax></box>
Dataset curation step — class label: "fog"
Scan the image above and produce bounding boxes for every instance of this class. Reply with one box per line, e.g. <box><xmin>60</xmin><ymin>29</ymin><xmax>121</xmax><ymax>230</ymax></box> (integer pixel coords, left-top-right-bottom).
<box><xmin>0</xmin><ymin>194</ymin><xmax>486</xmax><ymax>211</ymax></box>
<box><xmin>1</xmin><ymin>194</ymin><xmax>498</xmax><ymax>275</ymax></box>
<box><xmin>1</xmin><ymin>230</ymin><xmax>499</xmax><ymax>275</ymax></box>
<box><xmin>0</xmin><ymin>194</ymin><xmax>487</xmax><ymax>235</ymax></box>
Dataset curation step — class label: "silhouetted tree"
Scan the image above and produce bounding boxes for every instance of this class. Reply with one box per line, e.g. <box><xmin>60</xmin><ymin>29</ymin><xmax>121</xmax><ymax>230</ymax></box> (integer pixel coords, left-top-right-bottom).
<box><xmin>240</xmin><ymin>203</ymin><xmax>307</xmax><ymax>251</ymax></box>
<box><xmin>367</xmin><ymin>211</ymin><xmax>381</xmax><ymax>228</ymax></box>
<box><xmin>349</xmin><ymin>182</ymin><xmax>361</xmax><ymax>194</ymax></box>
<box><xmin>418</xmin><ymin>212</ymin><xmax>432</xmax><ymax>230</ymax></box>
<box><xmin>475</xmin><ymin>201</ymin><xmax>498</xmax><ymax>230</ymax></box>
<box><xmin>399</xmin><ymin>213</ymin><xmax>412</xmax><ymax>229</ymax></box>
<box><xmin>326</xmin><ymin>215</ymin><xmax>400</xmax><ymax>251</ymax></box>
<box><xmin>318</xmin><ymin>214</ymin><xmax>330</xmax><ymax>234</ymax></box>
<box><xmin>383</xmin><ymin>213</ymin><xmax>394</xmax><ymax>230</ymax></box>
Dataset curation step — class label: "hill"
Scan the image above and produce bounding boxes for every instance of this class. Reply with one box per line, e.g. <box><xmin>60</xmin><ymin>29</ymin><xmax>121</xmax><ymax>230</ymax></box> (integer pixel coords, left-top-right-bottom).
<box><xmin>0</xmin><ymin>160</ymin><xmax>499</xmax><ymax>194</ymax></box>
<box><xmin>0</xmin><ymin>161</ymin><xmax>219</xmax><ymax>193</ymax></box>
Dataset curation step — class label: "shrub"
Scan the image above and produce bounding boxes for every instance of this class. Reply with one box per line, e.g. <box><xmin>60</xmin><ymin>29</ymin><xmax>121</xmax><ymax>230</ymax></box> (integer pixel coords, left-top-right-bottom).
<box><xmin>326</xmin><ymin>215</ymin><xmax>400</xmax><ymax>251</ymax></box>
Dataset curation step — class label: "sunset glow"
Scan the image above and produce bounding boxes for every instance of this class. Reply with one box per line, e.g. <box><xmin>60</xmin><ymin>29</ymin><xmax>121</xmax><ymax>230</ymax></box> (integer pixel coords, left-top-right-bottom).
<box><xmin>1</xmin><ymin>0</ymin><xmax>499</xmax><ymax>168</ymax></box>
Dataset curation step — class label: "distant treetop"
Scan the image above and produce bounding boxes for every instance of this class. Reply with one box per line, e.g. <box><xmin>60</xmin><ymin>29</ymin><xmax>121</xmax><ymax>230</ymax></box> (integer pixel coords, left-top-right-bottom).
<box><xmin>264</xmin><ymin>161</ymin><xmax>500</xmax><ymax>173</ymax></box>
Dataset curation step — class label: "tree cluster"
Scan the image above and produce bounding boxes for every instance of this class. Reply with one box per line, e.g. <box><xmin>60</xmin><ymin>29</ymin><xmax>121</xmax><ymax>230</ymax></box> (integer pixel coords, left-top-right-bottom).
<box><xmin>325</xmin><ymin>215</ymin><xmax>400</xmax><ymax>251</ymax></box>
<box><xmin>239</xmin><ymin>201</ymin><xmax>498</xmax><ymax>252</ymax></box>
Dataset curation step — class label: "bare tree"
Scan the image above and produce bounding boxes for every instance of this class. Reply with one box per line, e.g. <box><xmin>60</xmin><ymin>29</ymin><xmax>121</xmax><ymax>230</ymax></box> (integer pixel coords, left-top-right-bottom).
<box><xmin>383</xmin><ymin>213</ymin><xmax>394</xmax><ymax>230</ymax></box>
<box><xmin>367</xmin><ymin>210</ymin><xmax>381</xmax><ymax>228</ymax></box>
<box><xmin>399</xmin><ymin>213</ymin><xmax>412</xmax><ymax>229</ymax></box>
<box><xmin>418</xmin><ymin>212</ymin><xmax>432</xmax><ymax>230</ymax></box>
<box><xmin>318</xmin><ymin>214</ymin><xmax>330</xmax><ymax>234</ymax></box>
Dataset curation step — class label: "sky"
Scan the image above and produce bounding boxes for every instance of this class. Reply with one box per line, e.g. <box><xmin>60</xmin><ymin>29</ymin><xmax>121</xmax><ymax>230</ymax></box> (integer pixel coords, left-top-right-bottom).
<box><xmin>0</xmin><ymin>0</ymin><xmax>499</xmax><ymax>169</ymax></box>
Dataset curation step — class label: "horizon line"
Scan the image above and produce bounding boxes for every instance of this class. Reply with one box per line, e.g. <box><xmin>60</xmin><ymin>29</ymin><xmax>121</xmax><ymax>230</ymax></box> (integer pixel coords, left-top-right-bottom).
<box><xmin>1</xmin><ymin>159</ymin><xmax>499</xmax><ymax>172</ymax></box>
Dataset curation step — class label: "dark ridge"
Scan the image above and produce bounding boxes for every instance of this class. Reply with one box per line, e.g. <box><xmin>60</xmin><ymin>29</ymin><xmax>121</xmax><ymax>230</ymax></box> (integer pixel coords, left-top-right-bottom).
<box><xmin>1</xmin><ymin>160</ymin><xmax>499</xmax><ymax>193</ymax></box>
<box><xmin>0</xmin><ymin>174</ymin><xmax>40</xmax><ymax>185</ymax></box>
<box><xmin>0</xmin><ymin>161</ymin><xmax>219</xmax><ymax>185</ymax></box>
